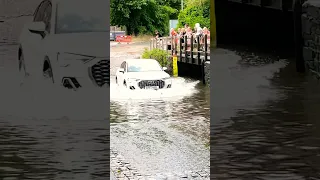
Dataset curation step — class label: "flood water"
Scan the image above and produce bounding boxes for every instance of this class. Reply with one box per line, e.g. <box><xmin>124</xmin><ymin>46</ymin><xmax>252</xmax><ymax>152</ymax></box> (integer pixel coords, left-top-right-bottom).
<box><xmin>211</xmin><ymin>47</ymin><xmax>320</xmax><ymax>179</ymax></box>
<box><xmin>2</xmin><ymin>43</ymin><xmax>320</xmax><ymax>179</ymax></box>
<box><xmin>109</xmin><ymin>77</ymin><xmax>210</xmax><ymax>178</ymax></box>
<box><xmin>0</xmin><ymin>42</ymin><xmax>210</xmax><ymax>179</ymax></box>
<box><xmin>2</xmin><ymin>1</ymin><xmax>320</xmax><ymax>178</ymax></box>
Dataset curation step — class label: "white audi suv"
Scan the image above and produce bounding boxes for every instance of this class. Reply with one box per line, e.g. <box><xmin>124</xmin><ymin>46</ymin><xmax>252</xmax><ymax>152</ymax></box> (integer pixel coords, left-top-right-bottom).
<box><xmin>18</xmin><ymin>0</ymin><xmax>109</xmax><ymax>90</ymax></box>
<box><xmin>115</xmin><ymin>59</ymin><xmax>172</xmax><ymax>90</ymax></box>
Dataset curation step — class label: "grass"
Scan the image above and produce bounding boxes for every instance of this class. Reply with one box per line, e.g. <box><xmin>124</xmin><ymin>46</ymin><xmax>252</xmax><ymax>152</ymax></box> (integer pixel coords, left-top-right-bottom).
<box><xmin>204</xmin><ymin>141</ymin><xmax>210</xmax><ymax>149</ymax></box>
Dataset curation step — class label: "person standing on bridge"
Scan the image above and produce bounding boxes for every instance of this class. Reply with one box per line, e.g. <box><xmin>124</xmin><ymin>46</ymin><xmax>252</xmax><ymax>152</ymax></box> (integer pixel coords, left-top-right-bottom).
<box><xmin>195</xmin><ymin>23</ymin><xmax>203</xmax><ymax>36</ymax></box>
<box><xmin>194</xmin><ymin>23</ymin><xmax>203</xmax><ymax>44</ymax></box>
<box><xmin>170</xmin><ymin>28</ymin><xmax>177</xmax><ymax>37</ymax></box>
<box><xmin>170</xmin><ymin>28</ymin><xmax>178</xmax><ymax>51</ymax></box>
<box><xmin>179</xmin><ymin>28</ymin><xmax>186</xmax><ymax>50</ymax></box>
<box><xmin>155</xmin><ymin>30</ymin><xmax>162</xmax><ymax>39</ymax></box>
<box><xmin>201</xmin><ymin>27</ymin><xmax>210</xmax><ymax>50</ymax></box>
<box><xmin>186</xmin><ymin>27</ymin><xmax>193</xmax><ymax>51</ymax></box>
<box><xmin>184</xmin><ymin>24</ymin><xmax>189</xmax><ymax>30</ymax></box>
<box><xmin>155</xmin><ymin>30</ymin><xmax>163</xmax><ymax>47</ymax></box>
<box><xmin>203</xmin><ymin>27</ymin><xmax>209</xmax><ymax>35</ymax></box>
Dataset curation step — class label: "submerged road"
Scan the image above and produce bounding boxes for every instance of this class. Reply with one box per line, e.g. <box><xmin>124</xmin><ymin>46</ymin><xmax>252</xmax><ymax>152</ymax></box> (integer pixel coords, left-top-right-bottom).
<box><xmin>109</xmin><ymin>42</ymin><xmax>210</xmax><ymax>179</ymax></box>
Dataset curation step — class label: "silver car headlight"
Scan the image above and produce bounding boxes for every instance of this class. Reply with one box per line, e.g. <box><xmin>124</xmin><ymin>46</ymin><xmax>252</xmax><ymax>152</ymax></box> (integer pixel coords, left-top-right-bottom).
<box><xmin>57</xmin><ymin>52</ymin><xmax>95</xmax><ymax>66</ymax></box>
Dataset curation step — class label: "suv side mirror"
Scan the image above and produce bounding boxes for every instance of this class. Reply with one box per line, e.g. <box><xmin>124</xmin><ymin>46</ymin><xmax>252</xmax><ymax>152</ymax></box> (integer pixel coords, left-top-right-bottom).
<box><xmin>28</xmin><ymin>22</ymin><xmax>46</xmax><ymax>38</ymax></box>
<box><xmin>118</xmin><ymin>68</ymin><xmax>125</xmax><ymax>73</ymax></box>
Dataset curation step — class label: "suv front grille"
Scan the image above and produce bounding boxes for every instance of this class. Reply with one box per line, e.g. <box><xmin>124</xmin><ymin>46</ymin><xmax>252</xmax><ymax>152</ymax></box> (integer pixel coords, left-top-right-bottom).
<box><xmin>91</xmin><ymin>60</ymin><xmax>110</xmax><ymax>87</ymax></box>
<box><xmin>138</xmin><ymin>80</ymin><xmax>165</xmax><ymax>89</ymax></box>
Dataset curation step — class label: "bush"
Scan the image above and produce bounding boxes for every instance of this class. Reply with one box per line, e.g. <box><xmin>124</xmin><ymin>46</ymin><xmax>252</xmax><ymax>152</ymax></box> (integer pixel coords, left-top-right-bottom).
<box><xmin>141</xmin><ymin>48</ymin><xmax>170</xmax><ymax>67</ymax></box>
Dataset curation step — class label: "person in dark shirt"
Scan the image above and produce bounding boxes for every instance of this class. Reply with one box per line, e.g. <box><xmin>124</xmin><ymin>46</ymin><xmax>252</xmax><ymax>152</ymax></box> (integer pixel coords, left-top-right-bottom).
<box><xmin>155</xmin><ymin>30</ymin><xmax>162</xmax><ymax>39</ymax></box>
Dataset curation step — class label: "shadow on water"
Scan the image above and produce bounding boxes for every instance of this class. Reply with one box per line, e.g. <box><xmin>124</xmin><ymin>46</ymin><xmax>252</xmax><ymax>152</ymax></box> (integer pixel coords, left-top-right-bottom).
<box><xmin>0</xmin><ymin>118</ymin><xmax>110</xmax><ymax>179</ymax></box>
<box><xmin>212</xmin><ymin>1</ymin><xmax>320</xmax><ymax>179</ymax></box>
<box><xmin>0</xmin><ymin>69</ymin><xmax>110</xmax><ymax>179</ymax></box>
<box><xmin>211</xmin><ymin>45</ymin><xmax>320</xmax><ymax>179</ymax></box>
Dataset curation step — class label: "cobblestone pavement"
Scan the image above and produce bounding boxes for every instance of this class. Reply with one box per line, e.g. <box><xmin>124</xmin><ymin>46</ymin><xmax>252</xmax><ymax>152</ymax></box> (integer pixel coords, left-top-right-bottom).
<box><xmin>110</xmin><ymin>148</ymin><xmax>210</xmax><ymax>180</ymax></box>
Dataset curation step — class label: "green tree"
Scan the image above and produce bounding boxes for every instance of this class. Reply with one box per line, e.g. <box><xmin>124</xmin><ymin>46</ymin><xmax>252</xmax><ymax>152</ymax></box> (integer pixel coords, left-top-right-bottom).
<box><xmin>157</xmin><ymin>0</ymin><xmax>180</xmax><ymax>19</ymax></box>
<box><xmin>110</xmin><ymin>0</ymin><xmax>177</xmax><ymax>35</ymax></box>
<box><xmin>177</xmin><ymin>0</ymin><xmax>210</xmax><ymax>29</ymax></box>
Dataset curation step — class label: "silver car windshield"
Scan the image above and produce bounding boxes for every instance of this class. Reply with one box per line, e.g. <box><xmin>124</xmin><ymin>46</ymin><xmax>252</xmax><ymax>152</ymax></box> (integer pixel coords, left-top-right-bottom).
<box><xmin>55</xmin><ymin>0</ymin><xmax>108</xmax><ymax>34</ymax></box>
<box><xmin>127</xmin><ymin>61</ymin><xmax>162</xmax><ymax>72</ymax></box>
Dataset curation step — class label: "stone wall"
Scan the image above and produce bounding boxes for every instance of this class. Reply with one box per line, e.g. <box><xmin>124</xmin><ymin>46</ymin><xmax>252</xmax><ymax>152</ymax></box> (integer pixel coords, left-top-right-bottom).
<box><xmin>302</xmin><ymin>1</ymin><xmax>320</xmax><ymax>75</ymax></box>
<box><xmin>204</xmin><ymin>61</ymin><xmax>210</xmax><ymax>87</ymax></box>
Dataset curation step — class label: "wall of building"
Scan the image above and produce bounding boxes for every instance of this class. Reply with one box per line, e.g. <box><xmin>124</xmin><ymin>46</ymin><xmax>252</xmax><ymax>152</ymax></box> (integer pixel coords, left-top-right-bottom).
<box><xmin>302</xmin><ymin>1</ymin><xmax>320</xmax><ymax>75</ymax></box>
<box><xmin>215</xmin><ymin>0</ymin><xmax>295</xmax><ymax>56</ymax></box>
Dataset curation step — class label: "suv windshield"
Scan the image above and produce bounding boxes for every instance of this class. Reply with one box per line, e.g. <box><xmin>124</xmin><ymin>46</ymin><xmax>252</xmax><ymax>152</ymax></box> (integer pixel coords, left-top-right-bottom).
<box><xmin>55</xmin><ymin>0</ymin><xmax>108</xmax><ymax>34</ymax></box>
<box><xmin>128</xmin><ymin>61</ymin><xmax>162</xmax><ymax>72</ymax></box>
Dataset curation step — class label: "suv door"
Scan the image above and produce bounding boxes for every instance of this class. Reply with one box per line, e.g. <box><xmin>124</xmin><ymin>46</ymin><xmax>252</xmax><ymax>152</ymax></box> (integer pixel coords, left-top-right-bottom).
<box><xmin>118</xmin><ymin>62</ymin><xmax>126</xmax><ymax>83</ymax></box>
<box><xmin>25</xmin><ymin>0</ymin><xmax>50</xmax><ymax>74</ymax></box>
<box><xmin>42</xmin><ymin>1</ymin><xmax>52</xmax><ymax>35</ymax></box>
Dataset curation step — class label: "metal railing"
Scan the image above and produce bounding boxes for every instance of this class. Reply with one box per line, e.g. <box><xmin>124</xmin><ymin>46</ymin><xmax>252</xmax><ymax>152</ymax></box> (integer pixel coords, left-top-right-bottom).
<box><xmin>150</xmin><ymin>34</ymin><xmax>210</xmax><ymax>65</ymax></box>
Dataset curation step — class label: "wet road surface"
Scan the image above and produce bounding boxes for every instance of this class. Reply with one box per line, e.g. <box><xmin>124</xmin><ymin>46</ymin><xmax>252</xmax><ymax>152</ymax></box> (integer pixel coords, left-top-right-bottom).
<box><xmin>211</xmin><ymin>47</ymin><xmax>320</xmax><ymax>179</ymax></box>
<box><xmin>109</xmin><ymin>77</ymin><xmax>210</xmax><ymax>179</ymax></box>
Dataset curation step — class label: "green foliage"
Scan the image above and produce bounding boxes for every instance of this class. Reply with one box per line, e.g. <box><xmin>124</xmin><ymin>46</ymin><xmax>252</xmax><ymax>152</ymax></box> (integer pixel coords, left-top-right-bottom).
<box><xmin>157</xmin><ymin>0</ymin><xmax>181</xmax><ymax>19</ymax></box>
<box><xmin>177</xmin><ymin>0</ymin><xmax>210</xmax><ymax>29</ymax></box>
<box><xmin>110</xmin><ymin>0</ymin><xmax>177</xmax><ymax>36</ymax></box>
<box><xmin>141</xmin><ymin>48</ymin><xmax>170</xmax><ymax>67</ymax></box>
<box><xmin>110</xmin><ymin>0</ymin><xmax>209</xmax><ymax>36</ymax></box>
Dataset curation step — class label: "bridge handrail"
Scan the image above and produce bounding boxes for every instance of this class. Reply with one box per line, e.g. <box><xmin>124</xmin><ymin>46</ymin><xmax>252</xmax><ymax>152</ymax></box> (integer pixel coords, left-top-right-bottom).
<box><xmin>150</xmin><ymin>35</ymin><xmax>210</xmax><ymax>52</ymax></box>
<box><xmin>150</xmin><ymin>34</ymin><xmax>210</xmax><ymax>64</ymax></box>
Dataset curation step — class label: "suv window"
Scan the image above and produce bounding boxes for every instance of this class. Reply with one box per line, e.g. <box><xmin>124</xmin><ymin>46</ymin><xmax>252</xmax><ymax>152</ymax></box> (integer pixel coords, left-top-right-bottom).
<box><xmin>120</xmin><ymin>62</ymin><xmax>125</xmax><ymax>69</ymax></box>
<box><xmin>124</xmin><ymin>62</ymin><xmax>127</xmax><ymax>72</ymax></box>
<box><xmin>43</xmin><ymin>3</ymin><xmax>52</xmax><ymax>32</ymax></box>
<box><xmin>34</xmin><ymin>1</ymin><xmax>46</xmax><ymax>22</ymax></box>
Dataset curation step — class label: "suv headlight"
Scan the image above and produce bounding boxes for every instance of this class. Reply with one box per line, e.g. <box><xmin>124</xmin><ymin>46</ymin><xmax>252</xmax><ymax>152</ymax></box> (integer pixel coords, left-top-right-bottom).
<box><xmin>163</xmin><ymin>77</ymin><xmax>172</xmax><ymax>84</ymax></box>
<box><xmin>58</xmin><ymin>52</ymin><xmax>95</xmax><ymax>65</ymax></box>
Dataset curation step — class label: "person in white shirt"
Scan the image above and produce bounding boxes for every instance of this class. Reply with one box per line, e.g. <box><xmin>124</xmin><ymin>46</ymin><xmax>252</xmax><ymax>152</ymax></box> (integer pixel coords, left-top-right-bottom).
<box><xmin>194</xmin><ymin>23</ymin><xmax>203</xmax><ymax>36</ymax></box>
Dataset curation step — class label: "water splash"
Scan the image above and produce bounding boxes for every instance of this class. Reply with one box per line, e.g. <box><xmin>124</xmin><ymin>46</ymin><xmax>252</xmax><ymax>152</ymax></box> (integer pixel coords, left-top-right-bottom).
<box><xmin>0</xmin><ymin>72</ymin><xmax>199</xmax><ymax>120</ymax></box>
<box><xmin>110</xmin><ymin>76</ymin><xmax>199</xmax><ymax>102</ymax></box>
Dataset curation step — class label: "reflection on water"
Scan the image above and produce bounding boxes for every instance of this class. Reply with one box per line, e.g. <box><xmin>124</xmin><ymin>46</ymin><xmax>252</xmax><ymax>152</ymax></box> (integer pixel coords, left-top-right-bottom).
<box><xmin>110</xmin><ymin>77</ymin><xmax>210</xmax><ymax>176</ymax></box>
<box><xmin>0</xmin><ymin>70</ymin><xmax>109</xmax><ymax>179</ymax></box>
<box><xmin>211</xmin><ymin>47</ymin><xmax>320</xmax><ymax>179</ymax></box>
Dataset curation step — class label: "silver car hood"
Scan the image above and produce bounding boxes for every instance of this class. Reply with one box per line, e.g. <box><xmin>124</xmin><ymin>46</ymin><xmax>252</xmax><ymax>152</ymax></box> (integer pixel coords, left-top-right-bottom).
<box><xmin>127</xmin><ymin>71</ymin><xmax>170</xmax><ymax>80</ymax></box>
